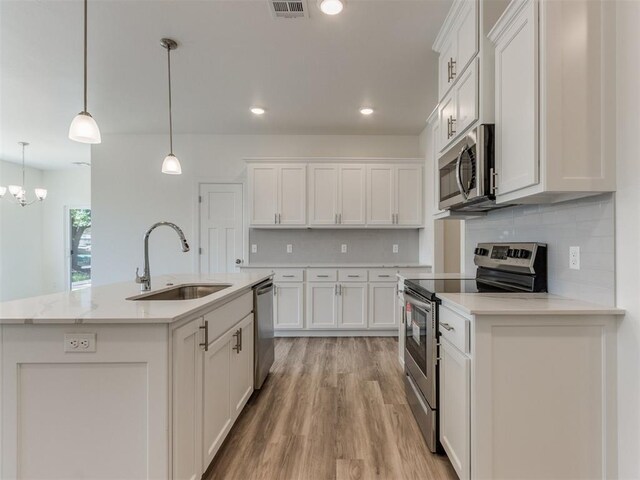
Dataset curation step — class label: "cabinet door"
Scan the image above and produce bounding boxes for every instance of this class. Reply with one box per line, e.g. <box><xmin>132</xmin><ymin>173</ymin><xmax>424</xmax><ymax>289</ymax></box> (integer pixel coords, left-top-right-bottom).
<box><xmin>454</xmin><ymin>0</ymin><xmax>478</xmax><ymax>77</ymax></box>
<box><xmin>440</xmin><ymin>339</ymin><xmax>471</xmax><ymax>480</ymax></box>
<box><xmin>438</xmin><ymin>89</ymin><xmax>456</xmax><ymax>152</ymax></box>
<box><xmin>368</xmin><ymin>283</ymin><xmax>397</xmax><ymax>329</ymax></box>
<box><xmin>338</xmin><ymin>283</ymin><xmax>367</xmax><ymax>329</ymax></box>
<box><xmin>455</xmin><ymin>58</ymin><xmax>478</xmax><ymax>139</ymax></box>
<box><xmin>494</xmin><ymin>0</ymin><xmax>539</xmax><ymax>197</ymax></box>
<box><xmin>173</xmin><ymin>319</ymin><xmax>203</xmax><ymax>480</ymax></box>
<box><xmin>249</xmin><ymin>165</ymin><xmax>278</xmax><ymax>226</ymax></box>
<box><xmin>308</xmin><ymin>164</ymin><xmax>338</xmax><ymax>226</ymax></box>
<box><xmin>366</xmin><ymin>165</ymin><xmax>394</xmax><ymax>225</ymax></box>
<box><xmin>278</xmin><ymin>165</ymin><xmax>306</xmax><ymax>225</ymax></box>
<box><xmin>274</xmin><ymin>283</ymin><xmax>304</xmax><ymax>329</ymax></box>
<box><xmin>229</xmin><ymin>315</ymin><xmax>254</xmax><ymax>420</ymax></box>
<box><xmin>307</xmin><ymin>283</ymin><xmax>338</xmax><ymax>329</ymax></box>
<box><xmin>395</xmin><ymin>165</ymin><xmax>423</xmax><ymax>226</ymax></box>
<box><xmin>202</xmin><ymin>330</ymin><xmax>232</xmax><ymax>469</ymax></box>
<box><xmin>338</xmin><ymin>165</ymin><xmax>366</xmax><ymax>225</ymax></box>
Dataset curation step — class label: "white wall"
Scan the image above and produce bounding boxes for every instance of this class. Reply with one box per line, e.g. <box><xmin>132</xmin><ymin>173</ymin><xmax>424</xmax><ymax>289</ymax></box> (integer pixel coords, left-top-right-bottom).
<box><xmin>91</xmin><ymin>134</ymin><xmax>421</xmax><ymax>286</ymax></box>
<box><xmin>0</xmin><ymin>160</ymin><xmax>44</xmax><ymax>301</ymax></box>
<box><xmin>615</xmin><ymin>2</ymin><xmax>640</xmax><ymax>477</ymax></box>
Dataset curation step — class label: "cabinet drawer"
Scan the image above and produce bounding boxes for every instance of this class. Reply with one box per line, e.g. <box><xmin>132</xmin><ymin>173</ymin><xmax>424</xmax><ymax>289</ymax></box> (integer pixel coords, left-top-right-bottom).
<box><xmin>307</xmin><ymin>269</ymin><xmax>337</xmax><ymax>282</ymax></box>
<box><xmin>273</xmin><ymin>269</ymin><xmax>304</xmax><ymax>282</ymax></box>
<box><xmin>338</xmin><ymin>269</ymin><xmax>368</xmax><ymax>282</ymax></box>
<box><xmin>368</xmin><ymin>269</ymin><xmax>397</xmax><ymax>282</ymax></box>
<box><xmin>205</xmin><ymin>291</ymin><xmax>253</xmax><ymax>344</ymax></box>
<box><xmin>438</xmin><ymin>305</ymin><xmax>469</xmax><ymax>354</ymax></box>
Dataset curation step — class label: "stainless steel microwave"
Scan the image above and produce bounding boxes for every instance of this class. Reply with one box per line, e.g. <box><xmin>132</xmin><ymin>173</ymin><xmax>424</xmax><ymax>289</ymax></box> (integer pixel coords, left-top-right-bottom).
<box><xmin>438</xmin><ymin>124</ymin><xmax>502</xmax><ymax>212</ymax></box>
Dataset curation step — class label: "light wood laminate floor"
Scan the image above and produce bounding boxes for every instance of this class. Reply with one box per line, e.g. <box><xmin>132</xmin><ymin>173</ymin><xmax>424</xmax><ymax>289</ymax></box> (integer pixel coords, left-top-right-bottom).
<box><xmin>205</xmin><ymin>337</ymin><xmax>457</xmax><ymax>480</ymax></box>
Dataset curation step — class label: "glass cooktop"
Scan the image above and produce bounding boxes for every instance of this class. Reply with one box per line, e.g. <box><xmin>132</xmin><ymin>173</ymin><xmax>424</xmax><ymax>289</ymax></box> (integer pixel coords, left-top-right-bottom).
<box><xmin>404</xmin><ymin>278</ymin><xmax>481</xmax><ymax>299</ymax></box>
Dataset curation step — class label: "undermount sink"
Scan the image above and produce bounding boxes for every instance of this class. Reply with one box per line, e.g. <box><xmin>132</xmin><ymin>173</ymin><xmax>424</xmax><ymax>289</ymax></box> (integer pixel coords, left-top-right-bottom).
<box><xmin>128</xmin><ymin>283</ymin><xmax>232</xmax><ymax>301</ymax></box>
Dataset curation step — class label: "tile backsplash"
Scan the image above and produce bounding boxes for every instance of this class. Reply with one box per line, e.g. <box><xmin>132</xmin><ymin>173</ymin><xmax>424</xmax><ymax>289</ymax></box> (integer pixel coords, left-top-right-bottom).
<box><xmin>248</xmin><ymin>229</ymin><xmax>420</xmax><ymax>265</ymax></box>
<box><xmin>465</xmin><ymin>193</ymin><xmax>615</xmax><ymax>306</ymax></box>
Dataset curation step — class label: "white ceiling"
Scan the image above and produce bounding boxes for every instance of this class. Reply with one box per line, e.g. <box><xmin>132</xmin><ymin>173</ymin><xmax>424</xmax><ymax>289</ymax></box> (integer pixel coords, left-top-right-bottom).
<box><xmin>0</xmin><ymin>0</ymin><xmax>451</xmax><ymax>169</ymax></box>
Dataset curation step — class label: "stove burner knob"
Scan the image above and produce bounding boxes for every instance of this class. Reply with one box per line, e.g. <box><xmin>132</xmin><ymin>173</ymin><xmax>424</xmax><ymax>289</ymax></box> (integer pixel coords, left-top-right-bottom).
<box><xmin>474</xmin><ymin>248</ymin><xmax>488</xmax><ymax>256</ymax></box>
<box><xmin>518</xmin><ymin>249</ymin><xmax>531</xmax><ymax>259</ymax></box>
<box><xmin>507</xmin><ymin>248</ymin><xmax>518</xmax><ymax>258</ymax></box>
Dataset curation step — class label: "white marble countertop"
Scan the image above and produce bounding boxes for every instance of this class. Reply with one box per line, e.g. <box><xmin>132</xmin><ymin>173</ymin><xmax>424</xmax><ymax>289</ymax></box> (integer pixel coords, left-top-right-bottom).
<box><xmin>438</xmin><ymin>292</ymin><xmax>625</xmax><ymax>316</ymax></box>
<box><xmin>0</xmin><ymin>273</ymin><xmax>272</xmax><ymax>325</ymax></box>
<box><xmin>240</xmin><ymin>263</ymin><xmax>432</xmax><ymax>269</ymax></box>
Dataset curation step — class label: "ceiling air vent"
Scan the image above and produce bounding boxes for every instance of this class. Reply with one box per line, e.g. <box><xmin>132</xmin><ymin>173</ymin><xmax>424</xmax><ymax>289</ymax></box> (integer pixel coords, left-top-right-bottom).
<box><xmin>268</xmin><ymin>0</ymin><xmax>308</xmax><ymax>18</ymax></box>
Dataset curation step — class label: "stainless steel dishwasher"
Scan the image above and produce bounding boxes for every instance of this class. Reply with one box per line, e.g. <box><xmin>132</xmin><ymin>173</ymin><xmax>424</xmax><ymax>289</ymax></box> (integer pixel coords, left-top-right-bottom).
<box><xmin>253</xmin><ymin>279</ymin><xmax>274</xmax><ymax>389</ymax></box>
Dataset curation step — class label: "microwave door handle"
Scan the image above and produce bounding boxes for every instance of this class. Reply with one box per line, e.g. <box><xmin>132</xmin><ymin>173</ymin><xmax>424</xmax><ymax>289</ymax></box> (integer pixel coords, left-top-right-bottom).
<box><xmin>455</xmin><ymin>145</ymin><xmax>469</xmax><ymax>200</ymax></box>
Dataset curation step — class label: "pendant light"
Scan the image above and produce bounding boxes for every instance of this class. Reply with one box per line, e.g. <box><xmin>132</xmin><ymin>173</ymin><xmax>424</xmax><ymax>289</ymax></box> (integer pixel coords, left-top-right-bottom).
<box><xmin>5</xmin><ymin>142</ymin><xmax>47</xmax><ymax>207</ymax></box>
<box><xmin>160</xmin><ymin>38</ymin><xmax>182</xmax><ymax>175</ymax></box>
<box><xmin>69</xmin><ymin>0</ymin><xmax>101</xmax><ymax>144</ymax></box>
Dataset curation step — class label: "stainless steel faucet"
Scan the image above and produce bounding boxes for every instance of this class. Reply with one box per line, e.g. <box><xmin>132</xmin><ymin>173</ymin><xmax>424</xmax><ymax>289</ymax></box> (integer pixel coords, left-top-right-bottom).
<box><xmin>136</xmin><ymin>222</ymin><xmax>190</xmax><ymax>291</ymax></box>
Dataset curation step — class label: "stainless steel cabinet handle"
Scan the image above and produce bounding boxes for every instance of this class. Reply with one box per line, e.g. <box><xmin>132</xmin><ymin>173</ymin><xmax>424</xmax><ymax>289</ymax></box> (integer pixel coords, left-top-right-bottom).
<box><xmin>239</xmin><ymin>327</ymin><xmax>243</xmax><ymax>352</ymax></box>
<box><xmin>318</xmin><ymin>275</ymin><xmax>329</xmax><ymax>278</ymax></box>
<box><xmin>449</xmin><ymin>57</ymin><xmax>456</xmax><ymax>81</ymax></box>
<box><xmin>274</xmin><ymin>285</ymin><xmax>277</xmax><ymax>295</ymax></box>
<box><xmin>339</xmin><ymin>284</ymin><xmax>342</xmax><ymax>295</ymax></box>
<box><xmin>440</xmin><ymin>322</ymin><xmax>455</xmax><ymax>331</ymax></box>
<box><xmin>233</xmin><ymin>328</ymin><xmax>241</xmax><ymax>353</ymax></box>
<box><xmin>379</xmin><ymin>275</ymin><xmax>391</xmax><ymax>278</ymax></box>
<box><xmin>334</xmin><ymin>284</ymin><xmax>338</xmax><ymax>295</ymax></box>
<box><xmin>339</xmin><ymin>213</ymin><xmax>342</xmax><ymax>224</ymax></box>
<box><xmin>199</xmin><ymin>320</ymin><xmax>209</xmax><ymax>351</ymax></box>
<box><xmin>347</xmin><ymin>275</ymin><xmax>360</xmax><ymax>278</ymax></box>
<box><xmin>278</xmin><ymin>213</ymin><xmax>282</xmax><ymax>224</ymax></box>
<box><xmin>283</xmin><ymin>275</ymin><xmax>295</xmax><ymax>278</ymax></box>
<box><xmin>490</xmin><ymin>167</ymin><xmax>498</xmax><ymax>193</ymax></box>
<box><xmin>274</xmin><ymin>213</ymin><xmax>277</xmax><ymax>224</ymax></box>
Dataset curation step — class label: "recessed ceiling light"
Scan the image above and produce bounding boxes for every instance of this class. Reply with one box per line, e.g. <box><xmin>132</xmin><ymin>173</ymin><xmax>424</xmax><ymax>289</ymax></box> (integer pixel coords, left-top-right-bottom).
<box><xmin>360</xmin><ymin>107</ymin><xmax>374</xmax><ymax>116</ymax></box>
<box><xmin>251</xmin><ymin>107</ymin><xmax>266</xmax><ymax>115</ymax></box>
<box><xmin>319</xmin><ymin>0</ymin><xmax>344</xmax><ymax>15</ymax></box>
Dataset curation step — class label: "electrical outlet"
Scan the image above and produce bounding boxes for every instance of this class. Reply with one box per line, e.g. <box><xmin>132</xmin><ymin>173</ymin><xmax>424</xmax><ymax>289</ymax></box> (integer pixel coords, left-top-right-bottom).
<box><xmin>286</xmin><ymin>244</ymin><xmax>293</xmax><ymax>254</ymax></box>
<box><xmin>393</xmin><ymin>244</ymin><xmax>399</xmax><ymax>254</ymax></box>
<box><xmin>569</xmin><ymin>246</ymin><xmax>580</xmax><ymax>270</ymax></box>
<box><xmin>64</xmin><ymin>333</ymin><xmax>96</xmax><ymax>353</ymax></box>
<box><xmin>251</xmin><ymin>244</ymin><xmax>258</xmax><ymax>254</ymax></box>
<box><xmin>341</xmin><ymin>244</ymin><xmax>348</xmax><ymax>253</ymax></box>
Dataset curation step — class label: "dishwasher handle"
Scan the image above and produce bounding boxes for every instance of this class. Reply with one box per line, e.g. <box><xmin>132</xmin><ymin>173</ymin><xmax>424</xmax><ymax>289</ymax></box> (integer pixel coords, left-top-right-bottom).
<box><xmin>256</xmin><ymin>282</ymin><xmax>274</xmax><ymax>296</ymax></box>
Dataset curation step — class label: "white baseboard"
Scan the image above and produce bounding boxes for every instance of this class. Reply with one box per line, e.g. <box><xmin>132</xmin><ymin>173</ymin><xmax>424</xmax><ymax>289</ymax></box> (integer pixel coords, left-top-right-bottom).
<box><xmin>274</xmin><ymin>330</ymin><xmax>398</xmax><ymax>337</ymax></box>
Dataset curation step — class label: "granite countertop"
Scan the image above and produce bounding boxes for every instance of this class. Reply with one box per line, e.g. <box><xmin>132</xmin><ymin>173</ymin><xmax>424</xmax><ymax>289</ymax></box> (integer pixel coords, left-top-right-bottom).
<box><xmin>438</xmin><ymin>292</ymin><xmax>625</xmax><ymax>316</ymax></box>
<box><xmin>0</xmin><ymin>273</ymin><xmax>272</xmax><ymax>325</ymax></box>
<box><xmin>240</xmin><ymin>263</ymin><xmax>432</xmax><ymax>269</ymax></box>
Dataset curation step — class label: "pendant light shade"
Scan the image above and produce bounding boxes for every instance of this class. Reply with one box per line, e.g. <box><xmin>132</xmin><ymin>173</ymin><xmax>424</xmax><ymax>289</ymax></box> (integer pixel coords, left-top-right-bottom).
<box><xmin>69</xmin><ymin>111</ymin><xmax>101</xmax><ymax>144</ymax></box>
<box><xmin>161</xmin><ymin>38</ymin><xmax>182</xmax><ymax>175</ymax></box>
<box><xmin>69</xmin><ymin>0</ymin><xmax>101</xmax><ymax>144</ymax></box>
<box><xmin>162</xmin><ymin>154</ymin><xmax>182</xmax><ymax>175</ymax></box>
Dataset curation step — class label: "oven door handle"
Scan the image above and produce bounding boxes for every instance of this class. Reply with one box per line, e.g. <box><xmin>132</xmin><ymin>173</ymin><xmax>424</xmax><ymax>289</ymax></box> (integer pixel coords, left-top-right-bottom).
<box><xmin>404</xmin><ymin>293</ymin><xmax>432</xmax><ymax>312</ymax></box>
<box><xmin>455</xmin><ymin>144</ymin><xmax>469</xmax><ymax>200</ymax></box>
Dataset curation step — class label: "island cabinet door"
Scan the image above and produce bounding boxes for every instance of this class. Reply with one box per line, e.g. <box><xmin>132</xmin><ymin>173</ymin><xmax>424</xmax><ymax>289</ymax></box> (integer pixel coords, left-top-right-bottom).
<box><xmin>173</xmin><ymin>318</ymin><xmax>204</xmax><ymax>480</ymax></box>
<box><xmin>202</xmin><ymin>327</ymin><xmax>233</xmax><ymax>470</ymax></box>
<box><xmin>439</xmin><ymin>337</ymin><xmax>471</xmax><ymax>480</ymax></box>
<box><xmin>229</xmin><ymin>314</ymin><xmax>255</xmax><ymax>420</ymax></box>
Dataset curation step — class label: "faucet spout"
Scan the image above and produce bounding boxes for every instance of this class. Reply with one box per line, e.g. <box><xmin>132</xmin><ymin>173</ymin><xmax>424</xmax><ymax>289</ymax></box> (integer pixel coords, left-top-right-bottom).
<box><xmin>136</xmin><ymin>221</ymin><xmax>190</xmax><ymax>291</ymax></box>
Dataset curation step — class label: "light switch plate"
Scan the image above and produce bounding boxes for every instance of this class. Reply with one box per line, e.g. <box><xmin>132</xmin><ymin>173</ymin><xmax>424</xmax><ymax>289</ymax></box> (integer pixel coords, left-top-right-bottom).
<box><xmin>286</xmin><ymin>244</ymin><xmax>293</xmax><ymax>254</ymax></box>
<box><xmin>251</xmin><ymin>244</ymin><xmax>257</xmax><ymax>254</ymax></box>
<box><xmin>569</xmin><ymin>246</ymin><xmax>580</xmax><ymax>270</ymax></box>
<box><xmin>341</xmin><ymin>244</ymin><xmax>347</xmax><ymax>253</ymax></box>
<box><xmin>393</xmin><ymin>244</ymin><xmax>399</xmax><ymax>254</ymax></box>
<box><xmin>64</xmin><ymin>333</ymin><xmax>96</xmax><ymax>353</ymax></box>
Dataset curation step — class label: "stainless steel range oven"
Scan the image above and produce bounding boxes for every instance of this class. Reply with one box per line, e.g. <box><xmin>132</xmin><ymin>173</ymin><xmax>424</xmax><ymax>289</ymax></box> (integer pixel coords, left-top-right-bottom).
<box><xmin>403</xmin><ymin>286</ymin><xmax>438</xmax><ymax>453</ymax></box>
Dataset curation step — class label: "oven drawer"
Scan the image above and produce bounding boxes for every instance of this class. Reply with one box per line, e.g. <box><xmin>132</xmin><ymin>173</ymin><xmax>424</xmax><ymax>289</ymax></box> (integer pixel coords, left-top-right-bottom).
<box><xmin>439</xmin><ymin>305</ymin><xmax>469</xmax><ymax>353</ymax></box>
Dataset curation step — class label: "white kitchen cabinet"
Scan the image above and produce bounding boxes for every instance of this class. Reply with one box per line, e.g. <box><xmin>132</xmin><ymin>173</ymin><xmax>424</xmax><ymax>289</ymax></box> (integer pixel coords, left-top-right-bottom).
<box><xmin>229</xmin><ymin>314</ymin><xmax>254</xmax><ymax>419</ymax></box>
<box><xmin>439</xmin><ymin>337</ymin><xmax>471</xmax><ymax>480</ymax></box>
<box><xmin>248</xmin><ymin>164</ymin><xmax>306</xmax><ymax>226</ymax></box>
<box><xmin>173</xmin><ymin>318</ymin><xmax>204</xmax><ymax>480</ymax></box>
<box><xmin>489</xmin><ymin>0</ymin><xmax>616</xmax><ymax>204</ymax></box>
<box><xmin>366</xmin><ymin>164</ymin><xmax>423</xmax><ymax>227</ymax></box>
<box><xmin>438</xmin><ymin>59</ymin><xmax>478</xmax><ymax>152</ymax></box>
<box><xmin>274</xmin><ymin>282</ymin><xmax>304</xmax><ymax>329</ymax></box>
<box><xmin>338</xmin><ymin>283</ymin><xmax>368</xmax><ymax>329</ymax></box>
<box><xmin>307</xmin><ymin>282</ymin><xmax>339</xmax><ymax>329</ymax></box>
<box><xmin>368</xmin><ymin>283</ymin><xmax>397</xmax><ymax>329</ymax></box>
<box><xmin>308</xmin><ymin>164</ymin><xmax>366</xmax><ymax>226</ymax></box>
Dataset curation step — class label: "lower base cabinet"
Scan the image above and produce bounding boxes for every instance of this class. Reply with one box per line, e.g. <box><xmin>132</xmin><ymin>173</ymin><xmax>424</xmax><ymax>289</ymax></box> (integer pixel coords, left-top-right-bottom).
<box><xmin>439</xmin><ymin>337</ymin><xmax>471</xmax><ymax>480</ymax></box>
<box><xmin>368</xmin><ymin>282</ymin><xmax>398</xmax><ymax>329</ymax></box>
<box><xmin>338</xmin><ymin>283</ymin><xmax>368</xmax><ymax>329</ymax></box>
<box><xmin>274</xmin><ymin>282</ymin><xmax>304</xmax><ymax>329</ymax></box>
<box><xmin>307</xmin><ymin>282</ymin><xmax>339</xmax><ymax>329</ymax></box>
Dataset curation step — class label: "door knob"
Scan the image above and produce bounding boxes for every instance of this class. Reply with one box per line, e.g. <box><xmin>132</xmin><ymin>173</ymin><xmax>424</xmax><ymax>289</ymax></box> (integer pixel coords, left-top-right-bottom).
<box><xmin>235</xmin><ymin>258</ymin><xmax>243</xmax><ymax>265</ymax></box>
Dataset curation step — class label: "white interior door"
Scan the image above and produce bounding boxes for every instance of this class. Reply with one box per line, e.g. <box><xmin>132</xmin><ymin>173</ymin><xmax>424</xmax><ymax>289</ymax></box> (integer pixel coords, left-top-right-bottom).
<box><xmin>199</xmin><ymin>184</ymin><xmax>244</xmax><ymax>274</ymax></box>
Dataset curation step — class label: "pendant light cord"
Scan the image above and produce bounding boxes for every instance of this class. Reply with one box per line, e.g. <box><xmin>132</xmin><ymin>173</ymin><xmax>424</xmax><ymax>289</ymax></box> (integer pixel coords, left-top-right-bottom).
<box><xmin>83</xmin><ymin>0</ymin><xmax>88</xmax><ymax>112</ymax></box>
<box><xmin>21</xmin><ymin>143</ymin><xmax>26</xmax><ymax>189</ymax></box>
<box><xmin>167</xmin><ymin>46</ymin><xmax>173</xmax><ymax>155</ymax></box>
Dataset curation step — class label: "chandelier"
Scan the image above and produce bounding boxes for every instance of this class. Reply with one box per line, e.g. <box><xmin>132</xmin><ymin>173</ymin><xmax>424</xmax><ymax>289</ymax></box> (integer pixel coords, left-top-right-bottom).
<box><xmin>0</xmin><ymin>142</ymin><xmax>47</xmax><ymax>207</ymax></box>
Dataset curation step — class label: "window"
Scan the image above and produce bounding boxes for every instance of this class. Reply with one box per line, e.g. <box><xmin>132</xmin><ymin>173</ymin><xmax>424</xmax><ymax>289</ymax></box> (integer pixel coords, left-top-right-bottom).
<box><xmin>69</xmin><ymin>208</ymin><xmax>91</xmax><ymax>290</ymax></box>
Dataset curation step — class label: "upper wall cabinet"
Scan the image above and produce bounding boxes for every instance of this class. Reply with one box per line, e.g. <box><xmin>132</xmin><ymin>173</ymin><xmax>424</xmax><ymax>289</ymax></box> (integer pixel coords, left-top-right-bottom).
<box><xmin>434</xmin><ymin>0</ymin><xmax>510</xmax><ymax>153</ymax></box>
<box><xmin>248</xmin><ymin>164</ymin><xmax>306</xmax><ymax>227</ymax></box>
<box><xmin>366</xmin><ymin>164</ymin><xmax>423</xmax><ymax>227</ymax></box>
<box><xmin>308</xmin><ymin>164</ymin><xmax>366</xmax><ymax>226</ymax></box>
<box><xmin>489</xmin><ymin>0</ymin><xmax>616</xmax><ymax>204</ymax></box>
<box><xmin>248</xmin><ymin>160</ymin><xmax>423</xmax><ymax>228</ymax></box>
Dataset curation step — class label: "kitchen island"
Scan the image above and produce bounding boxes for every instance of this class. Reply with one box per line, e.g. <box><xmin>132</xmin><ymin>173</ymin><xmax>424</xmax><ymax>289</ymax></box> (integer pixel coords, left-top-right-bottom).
<box><xmin>0</xmin><ymin>273</ymin><xmax>271</xmax><ymax>480</ymax></box>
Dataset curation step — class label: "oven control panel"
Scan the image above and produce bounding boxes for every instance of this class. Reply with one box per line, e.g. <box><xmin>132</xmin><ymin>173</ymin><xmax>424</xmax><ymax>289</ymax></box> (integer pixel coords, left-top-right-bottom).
<box><xmin>474</xmin><ymin>242</ymin><xmax>546</xmax><ymax>273</ymax></box>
